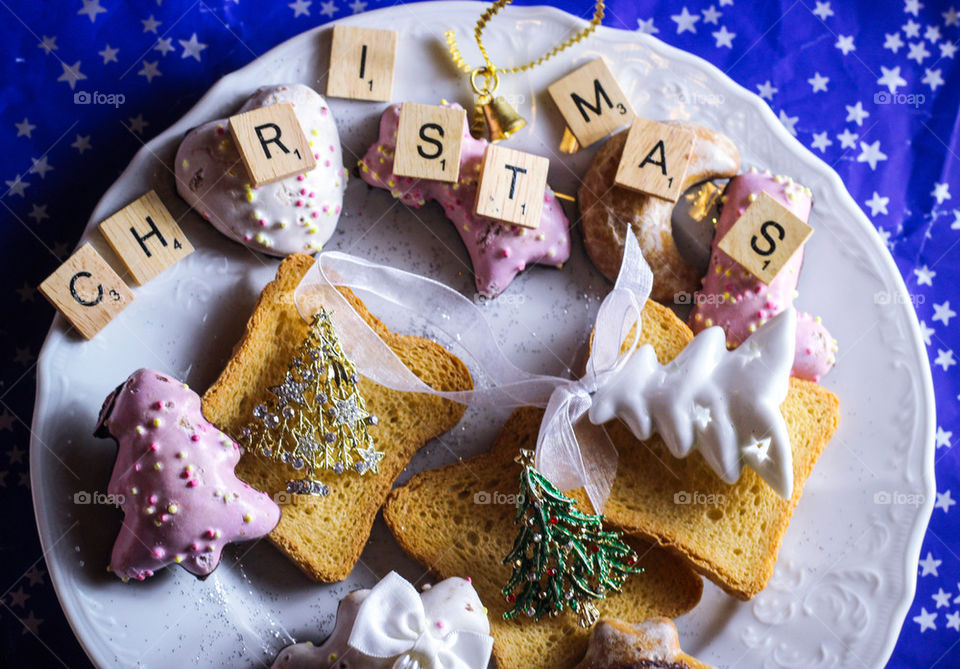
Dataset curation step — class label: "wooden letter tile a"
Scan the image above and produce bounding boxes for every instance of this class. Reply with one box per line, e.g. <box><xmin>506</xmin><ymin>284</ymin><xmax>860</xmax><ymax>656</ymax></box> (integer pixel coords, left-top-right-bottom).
<box><xmin>326</xmin><ymin>25</ymin><xmax>398</xmax><ymax>102</ymax></box>
<box><xmin>614</xmin><ymin>117</ymin><xmax>695</xmax><ymax>203</ymax></box>
<box><xmin>547</xmin><ymin>58</ymin><xmax>636</xmax><ymax>149</ymax></box>
<box><xmin>474</xmin><ymin>144</ymin><xmax>549</xmax><ymax>229</ymax></box>
<box><xmin>393</xmin><ymin>103</ymin><xmax>466</xmax><ymax>183</ymax></box>
<box><xmin>229</xmin><ymin>102</ymin><xmax>318</xmax><ymax>187</ymax></box>
<box><xmin>717</xmin><ymin>191</ymin><xmax>814</xmax><ymax>285</ymax></box>
<box><xmin>39</xmin><ymin>243</ymin><xmax>135</xmax><ymax>339</ymax></box>
<box><xmin>98</xmin><ymin>190</ymin><xmax>194</xmax><ymax>285</ymax></box>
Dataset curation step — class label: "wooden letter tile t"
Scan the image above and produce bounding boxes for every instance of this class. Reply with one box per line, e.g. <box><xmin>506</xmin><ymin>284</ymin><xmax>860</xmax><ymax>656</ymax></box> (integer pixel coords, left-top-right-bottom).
<box><xmin>474</xmin><ymin>144</ymin><xmax>549</xmax><ymax>229</ymax></box>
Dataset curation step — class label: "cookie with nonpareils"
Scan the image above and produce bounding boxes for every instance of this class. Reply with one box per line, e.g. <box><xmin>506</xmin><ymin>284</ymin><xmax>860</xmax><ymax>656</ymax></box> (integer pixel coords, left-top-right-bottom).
<box><xmin>94</xmin><ymin>369</ymin><xmax>280</xmax><ymax>581</ymax></box>
<box><xmin>689</xmin><ymin>170</ymin><xmax>837</xmax><ymax>381</ymax></box>
<box><xmin>359</xmin><ymin>103</ymin><xmax>571</xmax><ymax>297</ymax></box>
<box><xmin>175</xmin><ymin>84</ymin><xmax>346</xmax><ymax>256</ymax></box>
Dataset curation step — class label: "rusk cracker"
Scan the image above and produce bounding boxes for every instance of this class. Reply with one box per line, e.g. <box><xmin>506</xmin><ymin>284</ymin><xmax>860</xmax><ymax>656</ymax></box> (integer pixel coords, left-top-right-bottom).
<box><xmin>202</xmin><ymin>254</ymin><xmax>472</xmax><ymax>581</ymax></box>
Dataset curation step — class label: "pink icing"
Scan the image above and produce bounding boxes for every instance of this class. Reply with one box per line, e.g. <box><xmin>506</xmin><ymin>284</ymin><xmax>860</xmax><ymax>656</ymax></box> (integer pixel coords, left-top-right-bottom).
<box><xmin>359</xmin><ymin>103</ymin><xmax>570</xmax><ymax>297</ymax></box>
<box><xmin>94</xmin><ymin>369</ymin><xmax>280</xmax><ymax>581</ymax></box>
<box><xmin>689</xmin><ymin>171</ymin><xmax>837</xmax><ymax>382</ymax></box>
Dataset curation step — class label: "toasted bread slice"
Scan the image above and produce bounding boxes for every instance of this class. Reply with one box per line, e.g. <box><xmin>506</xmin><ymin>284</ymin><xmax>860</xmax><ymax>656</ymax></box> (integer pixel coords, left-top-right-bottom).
<box><xmin>579</xmin><ymin>300</ymin><xmax>840</xmax><ymax>600</ymax></box>
<box><xmin>383</xmin><ymin>411</ymin><xmax>703</xmax><ymax>669</ymax></box>
<box><xmin>202</xmin><ymin>254</ymin><xmax>472</xmax><ymax>582</ymax></box>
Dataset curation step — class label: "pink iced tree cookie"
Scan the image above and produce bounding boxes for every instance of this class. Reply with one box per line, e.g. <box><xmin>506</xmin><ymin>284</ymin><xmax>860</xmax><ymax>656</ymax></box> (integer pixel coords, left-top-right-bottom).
<box><xmin>95</xmin><ymin>369</ymin><xmax>281</xmax><ymax>581</ymax></box>
<box><xmin>359</xmin><ymin>103</ymin><xmax>571</xmax><ymax>297</ymax></box>
<box><xmin>689</xmin><ymin>170</ymin><xmax>837</xmax><ymax>382</ymax></box>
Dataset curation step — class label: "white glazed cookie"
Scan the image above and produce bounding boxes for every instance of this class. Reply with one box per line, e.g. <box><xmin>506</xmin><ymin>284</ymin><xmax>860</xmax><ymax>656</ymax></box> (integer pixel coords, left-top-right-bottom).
<box><xmin>271</xmin><ymin>572</ymin><xmax>492</xmax><ymax>669</ymax></box>
<box><xmin>175</xmin><ymin>84</ymin><xmax>346</xmax><ymax>256</ymax></box>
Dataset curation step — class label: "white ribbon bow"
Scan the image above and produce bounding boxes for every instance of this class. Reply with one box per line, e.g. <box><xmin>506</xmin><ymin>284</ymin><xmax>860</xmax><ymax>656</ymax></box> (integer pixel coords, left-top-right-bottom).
<box><xmin>294</xmin><ymin>231</ymin><xmax>684</xmax><ymax>512</ymax></box>
<box><xmin>348</xmin><ymin>572</ymin><xmax>493</xmax><ymax>669</ymax></box>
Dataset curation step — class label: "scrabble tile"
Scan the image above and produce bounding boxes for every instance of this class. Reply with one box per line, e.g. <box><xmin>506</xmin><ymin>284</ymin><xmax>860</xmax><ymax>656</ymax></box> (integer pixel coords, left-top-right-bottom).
<box><xmin>717</xmin><ymin>191</ymin><xmax>814</xmax><ymax>285</ymax></box>
<box><xmin>326</xmin><ymin>25</ymin><xmax>398</xmax><ymax>102</ymax></box>
<box><xmin>98</xmin><ymin>190</ymin><xmax>194</xmax><ymax>285</ymax></box>
<box><xmin>393</xmin><ymin>103</ymin><xmax>466</xmax><ymax>183</ymax></box>
<box><xmin>474</xmin><ymin>144</ymin><xmax>549</xmax><ymax>229</ymax></box>
<box><xmin>229</xmin><ymin>102</ymin><xmax>317</xmax><ymax>187</ymax></box>
<box><xmin>39</xmin><ymin>243</ymin><xmax>135</xmax><ymax>339</ymax></box>
<box><xmin>547</xmin><ymin>58</ymin><xmax>635</xmax><ymax>148</ymax></box>
<box><xmin>614</xmin><ymin>117</ymin><xmax>695</xmax><ymax>202</ymax></box>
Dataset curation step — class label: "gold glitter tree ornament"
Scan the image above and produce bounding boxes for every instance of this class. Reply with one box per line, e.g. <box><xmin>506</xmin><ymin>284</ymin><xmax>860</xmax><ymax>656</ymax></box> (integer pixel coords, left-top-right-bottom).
<box><xmin>240</xmin><ymin>308</ymin><xmax>383</xmax><ymax>496</ymax></box>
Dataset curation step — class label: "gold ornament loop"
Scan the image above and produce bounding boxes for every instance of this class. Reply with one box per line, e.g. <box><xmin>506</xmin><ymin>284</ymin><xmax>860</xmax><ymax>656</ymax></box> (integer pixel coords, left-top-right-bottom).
<box><xmin>470</xmin><ymin>67</ymin><xmax>500</xmax><ymax>99</ymax></box>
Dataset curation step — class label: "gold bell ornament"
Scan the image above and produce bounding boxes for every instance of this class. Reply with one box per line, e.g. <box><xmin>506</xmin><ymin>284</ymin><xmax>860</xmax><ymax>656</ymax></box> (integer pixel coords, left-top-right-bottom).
<box><xmin>468</xmin><ymin>67</ymin><xmax>526</xmax><ymax>142</ymax></box>
<box><xmin>446</xmin><ymin>0</ymin><xmax>605</xmax><ymax>143</ymax></box>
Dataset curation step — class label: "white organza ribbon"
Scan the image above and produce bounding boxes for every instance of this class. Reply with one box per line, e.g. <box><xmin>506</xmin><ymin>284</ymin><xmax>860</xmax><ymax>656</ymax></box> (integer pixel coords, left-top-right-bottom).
<box><xmin>347</xmin><ymin>571</ymin><xmax>494</xmax><ymax>669</ymax></box>
<box><xmin>294</xmin><ymin>230</ymin><xmax>653</xmax><ymax>512</ymax></box>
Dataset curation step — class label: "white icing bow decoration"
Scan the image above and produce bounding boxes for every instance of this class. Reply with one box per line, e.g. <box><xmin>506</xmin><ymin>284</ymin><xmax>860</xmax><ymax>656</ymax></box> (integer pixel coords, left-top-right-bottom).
<box><xmin>347</xmin><ymin>572</ymin><xmax>494</xmax><ymax>669</ymax></box>
<box><xmin>294</xmin><ymin>229</ymin><xmax>798</xmax><ymax>508</ymax></box>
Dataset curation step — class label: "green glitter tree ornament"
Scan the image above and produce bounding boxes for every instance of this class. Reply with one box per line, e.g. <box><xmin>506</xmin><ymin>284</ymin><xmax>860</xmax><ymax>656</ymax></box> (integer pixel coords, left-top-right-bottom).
<box><xmin>240</xmin><ymin>308</ymin><xmax>383</xmax><ymax>497</ymax></box>
<box><xmin>502</xmin><ymin>449</ymin><xmax>643</xmax><ymax>627</ymax></box>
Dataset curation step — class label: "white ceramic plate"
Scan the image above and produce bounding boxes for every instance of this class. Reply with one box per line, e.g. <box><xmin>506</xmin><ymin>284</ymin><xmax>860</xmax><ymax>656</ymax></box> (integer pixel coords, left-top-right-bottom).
<box><xmin>31</xmin><ymin>3</ymin><xmax>935</xmax><ymax>667</ymax></box>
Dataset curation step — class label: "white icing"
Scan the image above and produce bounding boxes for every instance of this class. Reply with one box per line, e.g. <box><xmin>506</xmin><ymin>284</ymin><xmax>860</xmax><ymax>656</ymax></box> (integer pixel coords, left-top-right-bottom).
<box><xmin>175</xmin><ymin>84</ymin><xmax>346</xmax><ymax>257</ymax></box>
<box><xmin>271</xmin><ymin>573</ymin><xmax>491</xmax><ymax>669</ymax></box>
<box><xmin>588</xmin><ymin>307</ymin><xmax>797</xmax><ymax>498</ymax></box>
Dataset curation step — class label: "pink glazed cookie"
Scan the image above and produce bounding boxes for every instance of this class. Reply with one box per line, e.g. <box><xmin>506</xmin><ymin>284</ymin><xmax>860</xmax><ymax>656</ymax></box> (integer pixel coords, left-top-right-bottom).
<box><xmin>176</xmin><ymin>84</ymin><xmax>346</xmax><ymax>256</ymax></box>
<box><xmin>94</xmin><ymin>369</ymin><xmax>281</xmax><ymax>581</ymax></box>
<box><xmin>359</xmin><ymin>103</ymin><xmax>570</xmax><ymax>297</ymax></box>
<box><xmin>689</xmin><ymin>170</ymin><xmax>837</xmax><ymax>381</ymax></box>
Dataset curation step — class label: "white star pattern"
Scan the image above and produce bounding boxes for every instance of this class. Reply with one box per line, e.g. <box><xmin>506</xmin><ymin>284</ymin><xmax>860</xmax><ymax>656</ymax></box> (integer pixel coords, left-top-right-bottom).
<box><xmin>857</xmin><ymin>140</ymin><xmax>887</xmax><ymax>170</ymax></box>
<box><xmin>922</xmin><ymin>69</ymin><xmax>945</xmax><ymax>91</ymax></box>
<box><xmin>320</xmin><ymin>0</ymin><xmax>337</xmax><ymax>17</ymax></box>
<box><xmin>153</xmin><ymin>37</ymin><xmax>174</xmax><ymax>56</ymax></box>
<box><xmin>28</xmin><ymin>204</ymin><xmax>48</xmax><ymax>224</ymax></box>
<box><xmin>908</xmin><ymin>41</ymin><xmax>931</xmax><ymax>64</ymax></box>
<box><xmin>77</xmin><ymin>0</ymin><xmax>107</xmax><ymax>23</ymax></box>
<box><xmin>98</xmin><ymin>44</ymin><xmax>119</xmax><ymax>64</ymax></box>
<box><xmin>934</xmin><ymin>301</ymin><xmax>957</xmax><ymax>326</ymax></box>
<box><xmin>672</xmin><ymin>7</ymin><xmax>700</xmax><ymax>34</ymax></box>
<box><xmin>712</xmin><ymin>26</ymin><xmax>735</xmax><ymax>48</ymax></box>
<box><xmin>914</xmin><ymin>607</ymin><xmax>937</xmax><ymax>632</ymax></box>
<box><xmin>932</xmin><ymin>183</ymin><xmax>951</xmax><ymax>204</ymax></box>
<box><xmin>835</xmin><ymin>35</ymin><xmax>856</xmax><ymax>55</ymax></box>
<box><xmin>778</xmin><ymin>110</ymin><xmax>798</xmax><ymax>136</ymax></box>
<box><xmin>904</xmin><ymin>0</ymin><xmax>924</xmax><ymax>16</ymax></box>
<box><xmin>924</xmin><ymin>25</ymin><xmax>941</xmax><ymax>43</ymax></box>
<box><xmin>701</xmin><ymin>5</ymin><xmax>722</xmax><ymax>24</ymax></box>
<box><xmin>936</xmin><ymin>490</ymin><xmax>956</xmax><ymax>513</ymax></box>
<box><xmin>14</xmin><ymin>118</ymin><xmax>36</xmax><ymax>138</ymax></box>
<box><xmin>934</xmin><ymin>349</ymin><xmax>956</xmax><ymax>371</ymax></box>
<box><xmin>934</xmin><ymin>588</ymin><xmax>954</xmax><ymax>608</ymax></box>
<box><xmin>756</xmin><ymin>80</ymin><xmax>778</xmax><ymax>100</ymax></box>
<box><xmin>4</xmin><ymin>175</ymin><xmax>29</xmax><ymax>198</ymax></box>
<box><xmin>865</xmin><ymin>192</ymin><xmax>890</xmax><ymax>215</ymax></box>
<box><xmin>127</xmin><ymin>115</ymin><xmax>149</xmax><ymax>134</ymax></box>
<box><xmin>903</xmin><ymin>19</ymin><xmax>921</xmax><ymax>38</ymax></box>
<box><xmin>845</xmin><ymin>102</ymin><xmax>870</xmax><ymax>125</ymax></box>
<box><xmin>57</xmin><ymin>61</ymin><xmax>87</xmax><ymax>90</ymax></box>
<box><xmin>29</xmin><ymin>156</ymin><xmax>53</xmax><ymax>179</ymax></box>
<box><xmin>920</xmin><ymin>552</ymin><xmax>942</xmax><ymax>576</ymax></box>
<box><xmin>138</xmin><ymin>60</ymin><xmax>162</xmax><ymax>83</ymax></box>
<box><xmin>941</xmin><ymin>42</ymin><xmax>958</xmax><ymax>59</ymax></box>
<box><xmin>142</xmin><ymin>15</ymin><xmax>162</xmax><ymax>33</ymax></box>
<box><xmin>179</xmin><ymin>34</ymin><xmax>208</xmax><ymax>62</ymax></box>
<box><xmin>837</xmin><ymin>128</ymin><xmax>859</xmax><ymax>148</ymax></box>
<box><xmin>813</xmin><ymin>1</ymin><xmax>834</xmax><ymax>20</ymax></box>
<box><xmin>289</xmin><ymin>0</ymin><xmax>311</xmax><ymax>16</ymax></box>
<box><xmin>71</xmin><ymin>134</ymin><xmax>92</xmax><ymax>154</ymax></box>
<box><xmin>945</xmin><ymin>6</ymin><xmax>960</xmax><ymax>25</ymax></box>
<box><xmin>878</xmin><ymin>66</ymin><xmax>907</xmax><ymax>93</ymax></box>
<box><xmin>808</xmin><ymin>72</ymin><xmax>829</xmax><ymax>92</ymax></box>
<box><xmin>349</xmin><ymin>0</ymin><xmax>366</xmax><ymax>12</ymax></box>
<box><xmin>37</xmin><ymin>35</ymin><xmax>58</xmax><ymax>54</ymax></box>
<box><xmin>915</xmin><ymin>265</ymin><xmax>936</xmax><ymax>285</ymax></box>
<box><xmin>953</xmin><ymin>210</ymin><xmax>960</xmax><ymax>229</ymax></box>
<box><xmin>884</xmin><ymin>32</ymin><xmax>905</xmax><ymax>53</ymax></box>
<box><xmin>811</xmin><ymin>131</ymin><xmax>832</xmax><ymax>152</ymax></box>
<box><xmin>937</xmin><ymin>426</ymin><xmax>952</xmax><ymax>448</ymax></box>
<box><xmin>947</xmin><ymin>611</ymin><xmax>960</xmax><ymax>631</ymax></box>
<box><xmin>920</xmin><ymin>321</ymin><xmax>934</xmax><ymax>346</ymax></box>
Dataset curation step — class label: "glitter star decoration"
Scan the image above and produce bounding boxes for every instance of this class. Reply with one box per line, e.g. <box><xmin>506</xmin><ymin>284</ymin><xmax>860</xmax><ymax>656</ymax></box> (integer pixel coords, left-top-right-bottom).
<box><xmin>240</xmin><ymin>309</ymin><xmax>382</xmax><ymax>496</ymax></box>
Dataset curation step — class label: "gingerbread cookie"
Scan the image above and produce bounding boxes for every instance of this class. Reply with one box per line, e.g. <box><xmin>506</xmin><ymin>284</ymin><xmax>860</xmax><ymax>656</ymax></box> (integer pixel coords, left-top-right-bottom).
<box><xmin>176</xmin><ymin>84</ymin><xmax>346</xmax><ymax>256</ymax></box>
<box><xmin>574</xmin><ymin>617</ymin><xmax>713</xmax><ymax>669</ymax></box>
<box><xmin>578</xmin><ymin>123</ymin><xmax>739</xmax><ymax>303</ymax></box>
<box><xmin>359</xmin><ymin>103</ymin><xmax>571</xmax><ymax>297</ymax></box>
<box><xmin>94</xmin><ymin>369</ymin><xmax>281</xmax><ymax>581</ymax></box>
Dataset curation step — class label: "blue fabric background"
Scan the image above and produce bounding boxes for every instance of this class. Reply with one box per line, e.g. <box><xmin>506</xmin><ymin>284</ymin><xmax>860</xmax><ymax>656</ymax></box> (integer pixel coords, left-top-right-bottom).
<box><xmin>1</xmin><ymin>0</ymin><xmax>957</xmax><ymax>666</ymax></box>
